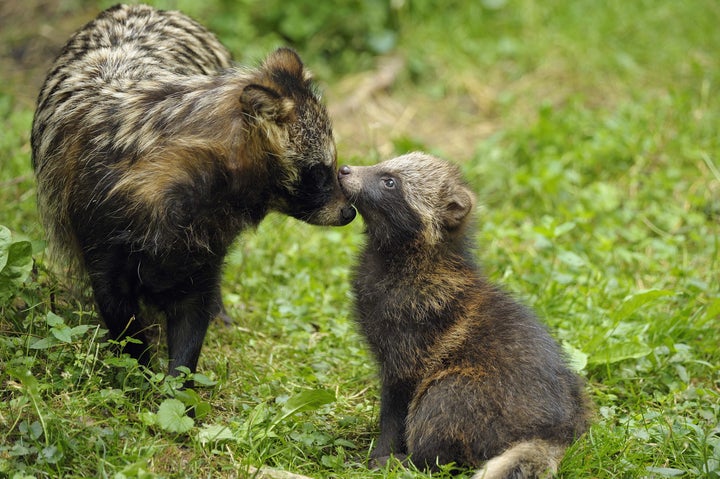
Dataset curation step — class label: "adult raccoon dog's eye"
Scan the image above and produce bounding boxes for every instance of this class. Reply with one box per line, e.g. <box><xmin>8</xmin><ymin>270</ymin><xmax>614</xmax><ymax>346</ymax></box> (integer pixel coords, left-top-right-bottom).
<box><xmin>305</xmin><ymin>164</ymin><xmax>333</xmax><ymax>192</ymax></box>
<box><xmin>382</xmin><ymin>178</ymin><xmax>396</xmax><ymax>188</ymax></box>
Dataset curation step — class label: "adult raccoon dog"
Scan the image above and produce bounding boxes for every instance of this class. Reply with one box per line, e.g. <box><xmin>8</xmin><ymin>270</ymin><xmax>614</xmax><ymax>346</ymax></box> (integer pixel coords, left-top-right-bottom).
<box><xmin>338</xmin><ymin>153</ymin><xmax>589</xmax><ymax>478</ymax></box>
<box><xmin>31</xmin><ymin>4</ymin><xmax>356</xmax><ymax>376</ymax></box>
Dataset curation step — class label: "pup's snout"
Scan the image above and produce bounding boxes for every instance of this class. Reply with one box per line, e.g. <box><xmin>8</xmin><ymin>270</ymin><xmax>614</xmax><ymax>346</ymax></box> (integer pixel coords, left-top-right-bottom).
<box><xmin>337</xmin><ymin>165</ymin><xmax>359</xmax><ymax>217</ymax></box>
<box><xmin>338</xmin><ymin>165</ymin><xmax>352</xmax><ymax>178</ymax></box>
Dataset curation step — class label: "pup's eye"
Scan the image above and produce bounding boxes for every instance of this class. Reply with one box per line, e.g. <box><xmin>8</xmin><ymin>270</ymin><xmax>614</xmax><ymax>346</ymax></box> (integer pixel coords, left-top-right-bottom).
<box><xmin>383</xmin><ymin>178</ymin><xmax>396</xmax><ymax>188</ymax></box>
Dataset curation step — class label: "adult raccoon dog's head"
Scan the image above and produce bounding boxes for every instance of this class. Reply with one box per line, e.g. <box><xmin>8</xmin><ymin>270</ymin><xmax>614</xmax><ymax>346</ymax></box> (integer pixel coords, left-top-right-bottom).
<box><xmin>242</xmin><ymin>48</ymin><xmax>355</xmax><ymax>226</ymax></box>
<box><xmin>338</xmin><ymin>152</ymin><xmax>475</xmax><ymax>249</ymax></box>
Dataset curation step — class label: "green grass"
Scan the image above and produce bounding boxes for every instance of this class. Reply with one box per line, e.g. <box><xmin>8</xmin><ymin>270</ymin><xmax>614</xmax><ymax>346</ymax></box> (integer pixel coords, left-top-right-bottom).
<box><xmin>1</xmin><ymin>0</ymin><xmax>719</xmax><ymax>478</ymax></box>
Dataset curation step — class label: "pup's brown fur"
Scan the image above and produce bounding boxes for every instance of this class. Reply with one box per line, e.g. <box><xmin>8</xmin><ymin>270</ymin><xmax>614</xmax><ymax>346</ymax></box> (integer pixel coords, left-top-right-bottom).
<box><xmin>339</xmin><ymin>153</ymin><xmax>589</xmax><ymax>478</ymax></box>
<box><xmin>31</xmin><ymin>4</ymin><xmax>355</xmax><ymax>375</ymax></box>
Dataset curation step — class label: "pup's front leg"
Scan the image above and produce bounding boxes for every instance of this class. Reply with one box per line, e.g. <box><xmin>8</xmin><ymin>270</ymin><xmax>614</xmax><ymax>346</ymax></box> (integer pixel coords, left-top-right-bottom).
<box><xmin>370</xmin><ymin>378</ymin><xmax>415</xmax><ymax>465</ymax></box>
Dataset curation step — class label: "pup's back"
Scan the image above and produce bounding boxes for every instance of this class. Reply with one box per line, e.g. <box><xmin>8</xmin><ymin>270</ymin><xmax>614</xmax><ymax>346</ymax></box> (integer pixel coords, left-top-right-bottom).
<box><xmin>31</xmin><ymin>4</ymin><xmax>233</xmax><ymax>264</ymax></box>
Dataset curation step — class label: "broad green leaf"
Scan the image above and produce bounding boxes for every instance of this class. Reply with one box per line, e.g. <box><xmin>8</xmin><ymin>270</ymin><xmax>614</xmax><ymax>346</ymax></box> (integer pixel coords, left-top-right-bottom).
<box><xmin>267</xmin><ymin>389</ymin><xmax>336</xmax><ymax>434</ymax></box>
<box><xmin>562</xmin><ymin>341</ymin><xmax>588</xmax><ymax>372</ymax></box>
<box><xmin>20</xmin><ymin>421</ymin><xmax>44</xmax><ymax>441</ymax></box>
<box><xmin>333</xmin><ymin>438</ymin><xmax>357</xmax><ymax>449</ymax></box>
<box><xmin>70</xmin><ymin>325</ymin><xmax>91</xmax><ymax>338</ymax></box>
<box><xmin>174</xmin><ymin>389</ymin><xmax>211</xmax><ymax>420</ymax></box>
<box><xmin>174</xmin><ymin>388</ymin><xmax>201</xmax><ymax>406</ymax></box>
<box><xmin>47</xmin><ymin>318</ymin><xmax>91</xmax><ymax>344</ymax></box>
<box><xmin>138</xmin><ymin>411</ymin><xmax>157</xmax><ymax>427</ymax></box>
<box><xmin>553</xmin><ymin>221</ymin><xmax>577</xmax><ymax>237</ymax></box>
<box><xmin>0</xmin><ymin>226</ymin><xmax>33</xmax><ymax>303</ymax></box>
<box><xmin>194</xmin><ymin>402</ymin><xmax>211</xmax><ymax>420</ymax></box>
<box><xmin>613</xmin><ymin>289</ymin><xmax>674</xmax><ymax>323</ymax></box>
<box><xmin>29</xmin><ymin>336</ymin><xmax>59</xmax><ymax>350</ymax></box>
<box><xmin>557</xmin><ymin>250</ymin><xmax>585</xmax><ymax>268</ymax></box>
<box><xmin>7</xmin><ymin>367</ymin><xmax>39</xmax><ymax>393</ymax></box>
<box><xmin>39</xmin><ymin>445</ymin><xmax>62</xmax><ymax>464</ymax></box>
<box><xmin>197</xmin><ymin>424</ymin><xmax>236</xmax><ymax>446</ymax></box>
<box><xmin>51</xmin><ymin>326</ymin><xmax>73</xmax><ymax>343</ymax></box>
<box><xmin>645</xmin><ymin>467</ymin><xmax>685</xmax><ymax>477</ymax></box>
<box><xmin>321</xmin><ymin>454</ymin><xmax>344</xmax><ymax>468</ymax></box>
<box><xmin>156</xmin><ymin>398</ymin><xmax>194</xmax><ymax>434</ymax></box>
<box><xmin>281</xmin><ymin>389</ymin><xmax>335</xmax><ymax>416</ymax></box>
<box><xmin>45</xmin><ymin>311</ymin><xmax>65</xmax><ymax>327</ymax></box>
<box><xmin>114</xmin><ymin>460</ymin><xmax>154</xmax><ymax>479</ymax></box>
<box><xmin>9</xmin><ymin>443</ymin><xmax>34</xmax><ymax>458</ymax></box>
<box><xmin>588</xmin><ymin>341</ymin><xmax>652</xmax><ymax>365</ymax></box>
<box><xmin>3</xmin><ymin>241</ymin><xmax>32</xmax><ymax>280</ymax></box>
<box><xmin>191</xmin><ymin>373</ymin><xmax>216</xmax><ymax>387</ymax></box>
<box><xmin>0</xmin><ymin>225</ymin><xmax>10</xmax><ymax>269</ymax></box>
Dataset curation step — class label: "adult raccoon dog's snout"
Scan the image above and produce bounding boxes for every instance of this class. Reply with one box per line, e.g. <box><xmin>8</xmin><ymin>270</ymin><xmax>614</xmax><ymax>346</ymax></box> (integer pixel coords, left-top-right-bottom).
<box><xmin>341</xmin><ymin>205</ymin><xmax>357</xmax><ymax>222</ymax></box>
<box><xmin>316</xmin><ymin>201</ymin><xmax>356</xmax><ymax>226</ymax></box>
<box><xmin>284</xmin><ymin>168</ymin><xmax>356</xmax><ymax>226</ymax></box>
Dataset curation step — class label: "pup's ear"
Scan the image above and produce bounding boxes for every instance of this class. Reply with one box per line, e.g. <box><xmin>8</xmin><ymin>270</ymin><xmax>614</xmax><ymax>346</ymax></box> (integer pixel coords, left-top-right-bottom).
<box><xmin>240</xmin><ymin>84</ymin><xmax>295</xmax><ymax>123</ymax></box>
<box><xmin>444</xmin><ymin>186</ymin><xmax>475</xmax><ymax>230</ymax></box>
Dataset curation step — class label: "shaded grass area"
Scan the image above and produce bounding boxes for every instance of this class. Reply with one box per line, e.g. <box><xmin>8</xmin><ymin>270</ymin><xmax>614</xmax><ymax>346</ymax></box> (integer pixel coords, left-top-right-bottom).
<box><xmin>1</xmin><ymin>0</ymin><xmax>719</xmax><ymax>477</ymax></box>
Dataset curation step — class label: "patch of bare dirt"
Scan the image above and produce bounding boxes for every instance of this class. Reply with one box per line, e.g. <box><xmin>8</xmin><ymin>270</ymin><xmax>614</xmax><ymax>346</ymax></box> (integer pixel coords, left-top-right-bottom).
<box><xmin>328</xmin><ymin>56</ymin><xmax>499</xmax><ymax>161</ymax></box>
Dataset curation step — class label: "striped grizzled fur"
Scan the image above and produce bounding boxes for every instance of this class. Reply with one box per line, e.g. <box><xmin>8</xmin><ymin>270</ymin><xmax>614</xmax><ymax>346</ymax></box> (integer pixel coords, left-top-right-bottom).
<box><xmin>30</xmin><ymin>4</ymin><xmax>355</xmax><ymax>376</ymax></box>
<box><xmin>338</xmin><ymin>153</ymin><xmax>589</xmax><ymax>479</ymax></box>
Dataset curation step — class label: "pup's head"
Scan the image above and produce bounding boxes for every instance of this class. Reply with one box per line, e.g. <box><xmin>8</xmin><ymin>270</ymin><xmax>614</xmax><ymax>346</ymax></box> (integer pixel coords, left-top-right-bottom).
<box><xmin>338</xmin><ymin>152</ymin><xmax>475</xmax><ymax>249</ymax></box>
<box><xmin>241</xmin><ymin>47</ymin><xmax>355</xmax><ymax>226</ymax></box>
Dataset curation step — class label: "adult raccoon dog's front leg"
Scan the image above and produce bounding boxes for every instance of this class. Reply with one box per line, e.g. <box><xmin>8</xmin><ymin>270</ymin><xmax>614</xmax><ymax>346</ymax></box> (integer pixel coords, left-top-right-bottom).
<box><xmin>157</xmin><ymin>265</ymin><xmax>224</xmax><ymax>376</ymax></box>
<box><xmin>84</xmin><ymin>241</ymin><xmax>223</xmax><ymax>375</ymax></box>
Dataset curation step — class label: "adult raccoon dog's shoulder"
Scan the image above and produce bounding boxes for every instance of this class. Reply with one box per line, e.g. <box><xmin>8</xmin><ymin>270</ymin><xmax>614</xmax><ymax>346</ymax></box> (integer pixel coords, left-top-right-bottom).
<box><xmin>30</xmin><ymin>4</ymin><xmax>355</xmax><ymax>376</ymax></box>
<box><xmin>338</xmin><ymin>152</ymin><xmax>589</xmax><ymax>479</ymax></box>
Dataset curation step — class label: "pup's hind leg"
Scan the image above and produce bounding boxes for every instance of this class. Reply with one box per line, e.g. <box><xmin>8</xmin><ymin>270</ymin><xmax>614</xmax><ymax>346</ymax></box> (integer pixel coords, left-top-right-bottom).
<box><xmin>408</xmin><ymin>374</ymin><xmax>567</xmax><ymax>479</ymax></box>
<box><xmin>406</xmin><ymin>374</ymin><xmax>498</xmax><ymax>470</ymax></box>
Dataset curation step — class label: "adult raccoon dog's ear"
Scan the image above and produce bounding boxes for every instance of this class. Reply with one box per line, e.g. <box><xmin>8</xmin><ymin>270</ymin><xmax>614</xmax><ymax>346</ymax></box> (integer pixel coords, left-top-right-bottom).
<box><xmin>262</xmin><ymin>47</ymin><xmax>310</xmax><ymax>82</ymax></box>
<box><xmin>444</xmin><ymin>186</ymin><xmax>475</xmax><ymax>231</ymax></box>
<box><xmin>240</xmin><ymin>84</ymin><xmax>295</xmax><ymax>123</ymax></box>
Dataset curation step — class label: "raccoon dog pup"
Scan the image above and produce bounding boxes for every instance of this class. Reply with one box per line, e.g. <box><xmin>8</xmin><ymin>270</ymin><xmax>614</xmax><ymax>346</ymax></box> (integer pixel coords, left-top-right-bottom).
<box><xmin>31</xmin><ymin>4</ymin><xmax>355</xmax><ymax>376</ymax></box>
<box><xmin>338</xmin><ymin>153</ymin><xmax>589</xmax><ymax>479</ymax></box>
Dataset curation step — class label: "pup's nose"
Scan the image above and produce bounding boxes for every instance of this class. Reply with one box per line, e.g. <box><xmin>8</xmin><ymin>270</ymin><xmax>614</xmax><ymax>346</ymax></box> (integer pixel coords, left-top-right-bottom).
<box><xmin>338</xmin><ymin>165</ymin><xmax>351</xmax><ymax>178</ymax></box>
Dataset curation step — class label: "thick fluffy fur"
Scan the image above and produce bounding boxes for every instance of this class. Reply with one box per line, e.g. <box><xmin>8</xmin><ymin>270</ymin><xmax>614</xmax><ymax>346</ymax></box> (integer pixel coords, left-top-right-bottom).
<box><xmin>31</xmin><ymin>4</ymin><xmax>355</xmax><ymax>375</ymax></box>
<box><xmin>338</xmin><ymin>153</ymin><xmax>589</xmax><ymax>478</ymax></box>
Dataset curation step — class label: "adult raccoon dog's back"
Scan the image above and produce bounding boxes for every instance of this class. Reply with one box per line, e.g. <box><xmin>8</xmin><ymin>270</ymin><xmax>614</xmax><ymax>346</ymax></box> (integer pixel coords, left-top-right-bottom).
<box><xmin>31</xmin><ymin>4</ymin><xmax>355</xmax><ymax>376</ymax></box>
<box><xmin>338</xmin><ymin>153</ymin><xmax>589</xmax><ymax>478</ymax></box>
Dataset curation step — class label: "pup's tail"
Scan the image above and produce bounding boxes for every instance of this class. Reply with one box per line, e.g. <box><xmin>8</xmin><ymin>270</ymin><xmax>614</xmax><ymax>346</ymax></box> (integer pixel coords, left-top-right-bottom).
<box><xmin>471</xmin><ymin>439</ymin><xmax>566</xmax><ymax>479</ymax></box>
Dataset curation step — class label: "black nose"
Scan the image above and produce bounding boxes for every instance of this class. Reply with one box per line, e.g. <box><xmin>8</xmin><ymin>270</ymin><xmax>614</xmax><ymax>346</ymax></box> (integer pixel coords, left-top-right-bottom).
<box><xmin>338</xmin><ymin>165</ymin><xmax>351</xmax><ymax>178</ymax></box>
<box><xmin>341</xmin><ymin>205</ymin><xmax>357</xmax><ymax>222</ymax></box>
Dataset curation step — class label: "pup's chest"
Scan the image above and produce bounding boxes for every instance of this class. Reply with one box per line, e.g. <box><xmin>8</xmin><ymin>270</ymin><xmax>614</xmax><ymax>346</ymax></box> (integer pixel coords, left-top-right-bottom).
<box><xmin>354</xmin><ymin>281</ymin><xmax>451</xmax><ymax>376</ymax></box>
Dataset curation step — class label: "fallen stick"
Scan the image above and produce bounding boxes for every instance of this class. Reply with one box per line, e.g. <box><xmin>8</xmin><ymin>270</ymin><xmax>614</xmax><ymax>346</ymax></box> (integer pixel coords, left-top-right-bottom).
<box><xmin>246</xmin><ymin>465</ymin><xmax>315</xmax><ymax>479</ymax></box>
